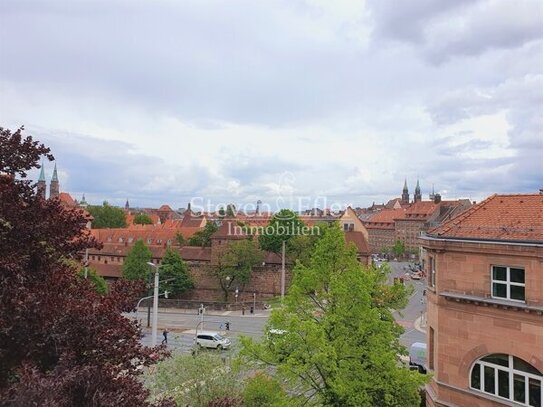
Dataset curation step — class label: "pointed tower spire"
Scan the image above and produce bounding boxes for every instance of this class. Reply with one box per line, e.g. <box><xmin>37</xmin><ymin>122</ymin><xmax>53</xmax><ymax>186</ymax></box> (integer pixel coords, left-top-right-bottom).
<box><xmin>401</xmin><ymin>178</ymin><xmax>410</xmax><ymax>204</ymax></box>
<box><xmin>37</xmin><ymin>161</ymin><xmax>46</xmax><ymax>199</ymax></box>
<box><xmin>49</xmin><ymin>162</ymin><xmax>59</xmax><ymax>199</ymax></box>
<box><xmin>38</xmin><ymin>162</ymin><xmax>46</xmax><ymax>182</ymax></box>
<box><xmin>414</xmin><ymin>178</ymin><xmax>422</xmax><ymax>203</ymax></box>
<box><xmin>51</xmin><ymin>163</ymin><xmax>58</xmax><ymax>182</ymax></box>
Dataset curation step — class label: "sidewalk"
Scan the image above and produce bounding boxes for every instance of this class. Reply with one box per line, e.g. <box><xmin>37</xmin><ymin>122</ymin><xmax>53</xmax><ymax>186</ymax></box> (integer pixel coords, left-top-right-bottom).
<box><xmin>414</xmin><ymin>311</ymin><xmax>427</xmax><ymax>334</ymax></box>
<box><xmin>136</xmin><ymin>306</ymin><xmax>271</xmax><ymax>318</ymax></box>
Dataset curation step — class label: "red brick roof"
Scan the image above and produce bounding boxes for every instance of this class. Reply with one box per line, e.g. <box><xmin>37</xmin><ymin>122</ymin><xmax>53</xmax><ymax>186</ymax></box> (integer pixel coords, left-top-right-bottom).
<box><xmin>404</xmin><ymin>201</ymin><xmax>438</xmax><ymax>218</ymax></box>
<box><xmin>59</xmin><ymin>192</ymin><xmax>76</xmax><ymax>207</ymax></box>
<box><xmin>158</xmin><ymin>204</ymin><xmax>173</xmax><ymax>212</ymax></box>
<box><xmin>366</xmin><ymin>208</ymin><xmax>406</xmax><ymax>226</ymax></box>
<box><xmin>428</xmin><ymin>194</ymin><xmax>543</xmax><ymax>242</ymax></box>
<box><xmin>212</xmin><ymin>221</ymin><xmax>249</xmax><ymax>239</ymax></box>
<box><xmin>181</xmin><ymin>212</ymin><xmax>206</xmax><ymax>228</ymax></box>
<box><xmin>344</xmin><ymin>231</ymin><xmax>370</xmax><ymax>255</ymax></box>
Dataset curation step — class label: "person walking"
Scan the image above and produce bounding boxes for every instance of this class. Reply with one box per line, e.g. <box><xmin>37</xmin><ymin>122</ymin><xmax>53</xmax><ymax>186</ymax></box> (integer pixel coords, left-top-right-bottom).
<box><xmin>162</xmin><ymin>329</ymin><xmax>168</xmax><ymax>345</ymax></box>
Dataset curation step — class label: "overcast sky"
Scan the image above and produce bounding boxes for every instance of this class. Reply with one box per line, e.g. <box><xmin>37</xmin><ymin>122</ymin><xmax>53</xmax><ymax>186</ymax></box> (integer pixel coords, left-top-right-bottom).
<box><xmin>1</xmin><ymin>0</ymin><xmax>542</xmax><ymax>210</ymax></box>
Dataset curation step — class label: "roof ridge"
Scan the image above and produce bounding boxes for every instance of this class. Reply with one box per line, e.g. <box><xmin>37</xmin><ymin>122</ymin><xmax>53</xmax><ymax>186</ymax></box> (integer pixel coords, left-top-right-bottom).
<box><xmin>429</xmin><ymin>194</ymin><xmax>496</xmax><ymax>235</ymax></box>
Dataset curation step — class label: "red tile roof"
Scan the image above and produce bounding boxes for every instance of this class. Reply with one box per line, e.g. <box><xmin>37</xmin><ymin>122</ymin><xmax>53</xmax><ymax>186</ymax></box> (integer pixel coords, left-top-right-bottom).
<box><xmin>365</xmin><ymin>208</ymin><xmax>406</xmax><ymax>226</ymax></box>
<box><xmin>59</xmin><ymin>192</ymin><xmax>76</xmax><ymax>207</ymax></box>
<box><xmin>212</xmin><ymin>221</ymin><xmax>249</xmax><ymax>239</ymax></box>
<box><xmin>428</xmin><ymin>194</ymin><xmax>543</xmax><ymax>242</ymax></box>
<box><xmin>404</xmin><ymin>201</ymin><xmax>438</xmax><ymax>218</ymax></box>
<box><xmin>344</xmin><ymin>231</ymin><xmax>370</xmax><ymax>255</ymax></box>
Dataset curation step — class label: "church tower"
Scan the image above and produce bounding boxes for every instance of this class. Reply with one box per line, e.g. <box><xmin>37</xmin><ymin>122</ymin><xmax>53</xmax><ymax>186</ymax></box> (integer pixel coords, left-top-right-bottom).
<box><xmin>414</xmin><ymin>179</ymin><xmax>422</xmax><ymax>203</ymax></box>
<box><xmin>49</xmin><ymin>163</ymin><xmax>59</xmax><ymax>199</ymax></box>
<box><xmin>401</xmin><ymin>179</ymin><xmax>410</xmax><ymax>204</ymax></box>
<box><xmin>37</xmin><ymin>163</ymin><xmax>46</xmax><ymax>199</ymax></box>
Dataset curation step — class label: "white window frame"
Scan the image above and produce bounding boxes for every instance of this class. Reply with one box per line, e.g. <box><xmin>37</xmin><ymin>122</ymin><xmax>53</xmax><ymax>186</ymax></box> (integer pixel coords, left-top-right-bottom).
<box><xmin>491</xmin><ymin>265</ymin><xmax>525</xmax><ymax>303</ymax></box>
<box><xmin>470</xmin><ymin>354</ymin><xmax>542</xmax><ymax>406</ymax></box>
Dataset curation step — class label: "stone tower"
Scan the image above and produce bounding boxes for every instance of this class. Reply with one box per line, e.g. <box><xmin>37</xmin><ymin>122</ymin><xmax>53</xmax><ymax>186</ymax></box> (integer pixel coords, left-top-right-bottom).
<box><xmin>37</xmin><ymin>163</ymin><xmax>46</xmax><ymax>199</ymax></box>
<box><xmin>401</xmin><ymin>179</ymin><xmax>409</xmax><ymax>204</ymax></box>
<box><xmin>414</xmin><ymin>179</ymin><xmax>422</xmax><ymax>203</ymax></box>
<box><xmin>49</xmin><ymin>163</ymin><xmax>59</xmax><ymax>199</ymax></box>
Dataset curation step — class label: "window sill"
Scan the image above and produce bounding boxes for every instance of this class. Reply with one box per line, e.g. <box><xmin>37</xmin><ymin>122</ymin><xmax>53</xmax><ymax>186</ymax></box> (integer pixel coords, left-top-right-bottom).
<box><xmin>440</xmin><ymin>291</ymin><xmax>543</xmax><ymax>314</ymax></box>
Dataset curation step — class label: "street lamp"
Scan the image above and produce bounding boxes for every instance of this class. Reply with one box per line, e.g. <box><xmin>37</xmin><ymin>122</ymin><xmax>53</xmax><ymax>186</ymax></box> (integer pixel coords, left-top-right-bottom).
<box><xmin>147</xmin><ymin>262</ymin><xmax>160</xmax><ymax>347</ymax></box>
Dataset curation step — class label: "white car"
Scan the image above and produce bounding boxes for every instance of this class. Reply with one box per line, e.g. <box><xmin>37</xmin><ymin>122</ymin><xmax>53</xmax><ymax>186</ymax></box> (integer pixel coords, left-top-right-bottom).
<box><xmin>195</xmin><ymin>332</ymin><xmax>231</xmax><ymax>350</ymax></box>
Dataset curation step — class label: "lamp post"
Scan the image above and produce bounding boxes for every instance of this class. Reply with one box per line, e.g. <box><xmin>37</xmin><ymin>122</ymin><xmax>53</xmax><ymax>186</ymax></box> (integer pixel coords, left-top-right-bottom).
<box><xmin>84</xmin><ymin>220</ymin><xmax>91</xmax><ymax>278</ymax></box>
<box><xmin>147</xmin><ymin>262</ymin><xmax>160</xmax><ymax>347</ymax></box>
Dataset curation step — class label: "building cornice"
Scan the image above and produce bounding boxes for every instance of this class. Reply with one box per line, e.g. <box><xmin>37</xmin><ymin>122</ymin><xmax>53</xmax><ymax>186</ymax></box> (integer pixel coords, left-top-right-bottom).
<box><xmin>440</xmin><ymin>291</ymin><xmax>543</xmax><ymax>315</ymax></box>
<box><xmin>421</xmin><ymin>233</ymin><xmax>543</xmax><ymax>247</ymax></box>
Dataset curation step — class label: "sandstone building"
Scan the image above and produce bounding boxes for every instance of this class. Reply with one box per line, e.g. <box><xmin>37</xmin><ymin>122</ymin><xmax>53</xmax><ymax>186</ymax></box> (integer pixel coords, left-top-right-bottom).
<box><xmin>421</xmin><ymin>193</ymin><xmax>543</xmax><ymax>407</ymax></box>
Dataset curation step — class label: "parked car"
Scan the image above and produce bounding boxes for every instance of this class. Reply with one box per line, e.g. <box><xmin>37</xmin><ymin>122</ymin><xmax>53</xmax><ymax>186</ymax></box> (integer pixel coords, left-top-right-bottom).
<box><xmin>195</xmin><ymin>332</ymin><xmax>231</xmax><ymax>350</ymax></box>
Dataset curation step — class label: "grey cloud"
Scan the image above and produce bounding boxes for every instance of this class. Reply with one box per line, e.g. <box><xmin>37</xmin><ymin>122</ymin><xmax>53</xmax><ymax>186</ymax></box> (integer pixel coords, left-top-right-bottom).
<box><xmin>368</xmin><ymin>0</ymin><xmax>543</xmax><ymax>63</ymax></box>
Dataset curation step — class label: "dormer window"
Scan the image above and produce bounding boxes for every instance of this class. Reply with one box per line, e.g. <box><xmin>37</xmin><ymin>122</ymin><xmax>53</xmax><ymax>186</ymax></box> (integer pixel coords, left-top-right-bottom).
<box><xmin>147</xmin><ymin>239</ymin><xmax>152</xmax><ymax>244</ymax></box>
<box><xmin>118</xmin><ymin>237</ymin><xmax>123</xmax><ymax>243</ymax></box>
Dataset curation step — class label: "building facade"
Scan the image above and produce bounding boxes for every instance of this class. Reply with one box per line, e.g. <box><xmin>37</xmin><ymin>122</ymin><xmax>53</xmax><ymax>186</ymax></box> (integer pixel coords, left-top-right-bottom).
<box><xmin>421</xmin><ymin>194</ymin><xmax>543</xmax><ymax>407</ymax></box>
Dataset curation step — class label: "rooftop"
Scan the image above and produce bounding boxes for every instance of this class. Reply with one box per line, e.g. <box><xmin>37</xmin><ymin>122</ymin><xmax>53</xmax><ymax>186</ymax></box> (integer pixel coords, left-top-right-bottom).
<box><xmin>428</xmin><ymin>194</ymin><xmax>543</xmax><ymax>243</ymax></box>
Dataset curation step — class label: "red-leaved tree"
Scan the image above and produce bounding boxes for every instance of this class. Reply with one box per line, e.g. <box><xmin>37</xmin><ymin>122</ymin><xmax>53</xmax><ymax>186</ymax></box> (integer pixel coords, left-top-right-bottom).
<box><xmin>0</xmin><ymin>127</ymin><xmax>174</xmax><ymax>406</ymax></box>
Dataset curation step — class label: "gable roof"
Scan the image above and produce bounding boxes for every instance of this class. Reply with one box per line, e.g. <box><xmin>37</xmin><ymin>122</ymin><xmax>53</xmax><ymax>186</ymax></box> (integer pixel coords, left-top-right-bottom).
<box><xmin>427</xmin><ymin>194</ymin><xmax>543</xmax><ymax>243</ymax></box>
<box><xmin>344</xmin><ymin>231</ymin><xmax>370</xmax><ymax>255</ymax></box>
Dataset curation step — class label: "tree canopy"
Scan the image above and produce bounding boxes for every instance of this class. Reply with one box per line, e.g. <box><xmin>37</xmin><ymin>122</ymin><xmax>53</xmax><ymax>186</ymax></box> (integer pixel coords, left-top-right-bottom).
<box><xmin>87</xmin><ymin>203</ymin><xmax>127</xmax><ymax>228</ymax></box>
<box><xmin>188</xmin><ymin>221</ymin><xmax>219</xmax><ymax>247</ymax></box>
<box><xmin>159</xmin><ymin>248</ymin><xmax>194</xmax><ymax>296</ymax></box>
<box><xmin>0</xmin><ymin>126</ymin><xmax>172</xmax><ymax>406</ymax></box>
<box><xmin>134</xmin><ymin>212</ymin><xmax>154</xmax><ymax>225</ymax></box>
<box><xmin>240</xmin><ymin>223</ymin><xmax>427</xmax><ymax>406</ymax></box>
<box><xmin>122</xmin><ymin>239</ymin><xmax>153</xmax><ymax>281</ymax></box>
<box><xmin>258</xmin><ymin>209</ymin><xmax>306</xmax><ymax>254</ymax></box>
<box><xmin>210</xmin><ymin>239</ymin><xmax>263</xmax><ymax>301</ymax></box>
<box><xmin>78</xmin><ymin>266</ymin><xmax>108</xmax><ymax>295</ymax></box>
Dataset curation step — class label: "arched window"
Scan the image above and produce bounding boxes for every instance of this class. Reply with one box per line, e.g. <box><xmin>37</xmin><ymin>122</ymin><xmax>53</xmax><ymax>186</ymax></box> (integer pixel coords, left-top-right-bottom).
<box><xmin>470</xmin><ymin>354</ymin><xmax>541</xmax><ymax>406</ymax></box>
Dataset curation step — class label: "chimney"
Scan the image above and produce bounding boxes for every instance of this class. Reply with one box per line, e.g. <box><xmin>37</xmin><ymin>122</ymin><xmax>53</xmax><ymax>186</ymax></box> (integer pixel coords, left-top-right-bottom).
<box><xmin>434</xmin><ymin>193</ymin><xmax>442</xmax><ymax>204</ymax></box>
<box><xmin>539</xmin><ymin>188</ymin><xmax>543</xmax><ymax>195</ymax></box>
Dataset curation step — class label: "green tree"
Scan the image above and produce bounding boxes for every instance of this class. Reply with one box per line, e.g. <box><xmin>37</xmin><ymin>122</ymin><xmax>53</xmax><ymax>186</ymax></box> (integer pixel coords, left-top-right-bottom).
<box><xmin>218</xmin><ymin>206</ymin><xmax>226</xmax><ymax>218</ymax></box>
<box><xmin>160</xmin><ymin>248</ymin><xmax>194</xmax><ymax>296</ymax></box>
<box><xmin>188</xmin><ymin>222</ymin><xmax>219</xmax><ymax>247</ymax></box>
<box><xmin>133</xmin><ymin>213</ymin><xmax>153</xmax><ymax>225</ymax></box>
<box><xmin>242</xmin><ymin>373</ymin><xmax>288</xmax><ymax>407</ymax></box>
<box><xmin>144</xmin><ymin>353</ymin><xmax>242</xmax><ymax>407</ymax></box>
<box><xmin>211</xmin><ymin>239</ymin><xmax>263</xmax><ymax>302</ymax></box>
<box><xmin>87</xmin><ymin>203</ymin><xmax>127</xmax><ymax>228</ymax></box>
<box><xmin>240</xmin><ymin>224</ymin><xmax>427</xmax><ymax>406</ymax></box>
<box><xmin>77</xmin><ymin>267</ymin><xmax>108</xmax><ymax>295</ymax></box>
<box><xmin>122</xmin><ymin>239</ymin><xmax>153</xmax><ymax>280</ymax></box>
<box><xmin>392</xmin><ymin>239</ymin><xmax>406</xmax><ymax>258</ymax></box>
<box><xmin>286</xmin><ymin>222</ymin><xmax>329</xmax><ymax>266</ymax></box>
<box><xmin>258</xmin><ymin>209</ymin><xmax>306</xmax><ymax>254</ymax></box>
<box><xmin>175</xmin><ymin>232</ymin><xmax>186</xmax><ymax>246</ymax></box>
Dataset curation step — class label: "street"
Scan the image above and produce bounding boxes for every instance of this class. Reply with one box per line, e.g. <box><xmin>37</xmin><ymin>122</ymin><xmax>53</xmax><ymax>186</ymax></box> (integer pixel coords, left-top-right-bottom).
<box><xmin>138</xmin><ymin>261</ymin><xmax>426</xmax><ymax>353</ymax></box>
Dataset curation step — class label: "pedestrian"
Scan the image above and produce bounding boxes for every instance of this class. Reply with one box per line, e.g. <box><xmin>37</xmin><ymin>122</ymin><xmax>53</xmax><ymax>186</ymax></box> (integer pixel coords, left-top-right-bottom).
<box><xmin>241</xmin><ymin>306</ymin><xmax>245</xmax><ymax>316</ymax></box>
<box><xmin>162</xmin><ymin>329</ymin><xmax>168</xmax><ymax>345</ymax></box>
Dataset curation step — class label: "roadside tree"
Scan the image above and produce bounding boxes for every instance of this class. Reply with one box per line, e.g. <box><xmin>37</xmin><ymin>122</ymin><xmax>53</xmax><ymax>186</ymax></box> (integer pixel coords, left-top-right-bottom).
<box><xmin>240</xmin><ymin>223</ymin><xmax>427</xmax><ymax>406</ymax></box>
<box><xmin>210</xmin><ymin>239</ymin><xmax>263</xmax><ymax>302</ymax></box>
<box><xmin>189</xmin><ymin>222</ymin><xmax>219</xmax><ymax>247</ymax></box>
<box><xmin>160</xmin><ymin>248</ymin><xmax>194</xmax><ymax>296</ymax></box>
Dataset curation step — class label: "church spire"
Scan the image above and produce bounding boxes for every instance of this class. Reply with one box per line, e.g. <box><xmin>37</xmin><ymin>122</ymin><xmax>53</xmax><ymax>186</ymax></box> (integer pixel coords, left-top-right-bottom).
<box><xmin>401</xmin><ymin>178</ymin><xmax>409</xmax><ymax>204</ymax></box>
<box><xmin>37</xmin><ymin>161</ymin><xmax>47</xmax><ymax>199</ymax></box>
<box><xmin>51</xmin><ymin>163</ymin><xmax>58</xmax><ymax>182</ymax></box>
<box><xmin>49</xmin><ymin>162</ymin><xmax>59</xmax><ymax>199</ymax></box>
<box><xmin>38</xmin><ymin>163</ymin><xmax>46</xmax><ymax>182</ymax></box>
<box><xmin>414</xmin><ymin>178</ymin><xmax>422</xmax><ymax>203</ymax></box>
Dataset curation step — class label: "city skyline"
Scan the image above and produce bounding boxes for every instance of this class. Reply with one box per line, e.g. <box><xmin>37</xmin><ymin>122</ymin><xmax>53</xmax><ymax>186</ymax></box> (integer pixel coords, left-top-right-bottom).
<box><xmin>2</xmin><ymin>0</ymin><xmax>542</xmax><ymax>208</ymax></box>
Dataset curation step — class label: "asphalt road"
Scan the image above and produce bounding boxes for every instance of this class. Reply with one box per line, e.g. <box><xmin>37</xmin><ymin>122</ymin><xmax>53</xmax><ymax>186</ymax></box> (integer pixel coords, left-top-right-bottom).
<box><xmin>137</xmin><ymin>261</ymin><xmax>427</xmax><ymax>353</ymax></box>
